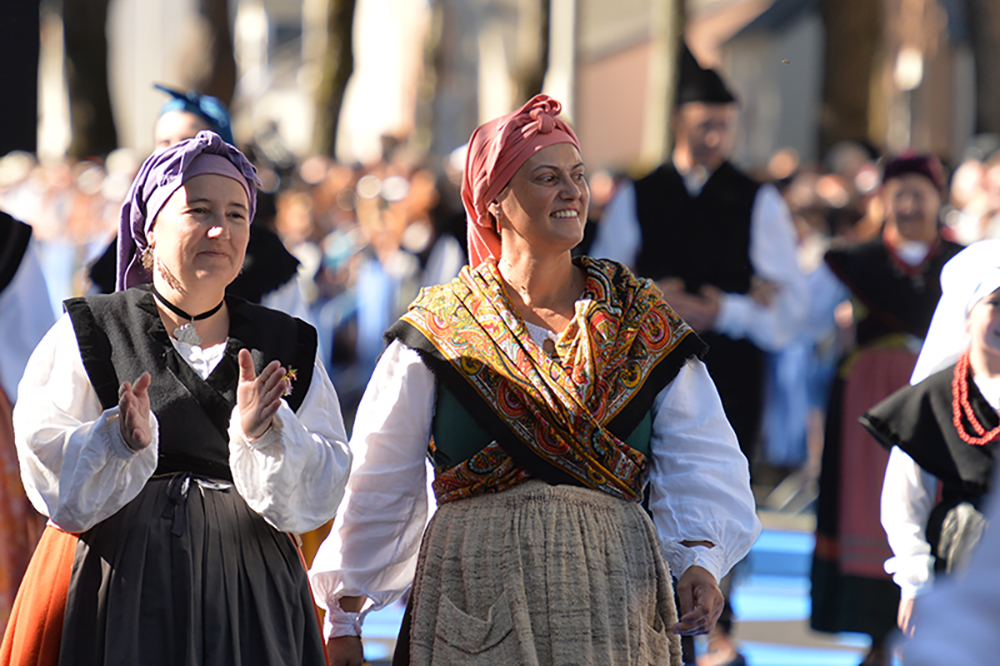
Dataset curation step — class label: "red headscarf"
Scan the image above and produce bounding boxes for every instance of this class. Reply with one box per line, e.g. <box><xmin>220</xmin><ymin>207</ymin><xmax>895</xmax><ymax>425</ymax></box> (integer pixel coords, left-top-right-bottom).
<box><xmin>881</xmin><ymin>152</ymin><xmax>946</xmax><ymax>192</ymax></box>
<box><xmin>461</xmin><ymin>94</ymin><xmax>581</xmax><ymax>268</ymax></box>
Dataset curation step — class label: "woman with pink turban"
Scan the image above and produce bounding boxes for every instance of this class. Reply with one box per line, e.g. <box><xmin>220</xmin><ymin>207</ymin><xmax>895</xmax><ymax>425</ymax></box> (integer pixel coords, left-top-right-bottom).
<box><xmin>311</xmin><ymin>95</ymin><xmax>759</xmax><ymax>666</ymax></box>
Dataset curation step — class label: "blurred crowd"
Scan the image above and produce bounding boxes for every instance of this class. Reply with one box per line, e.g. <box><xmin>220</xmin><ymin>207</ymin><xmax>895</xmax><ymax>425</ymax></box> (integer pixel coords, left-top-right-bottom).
<box><xmin>3</xmin><ymin>133</ymin><xmax>1000</xmax><ymax>447</ymax></box>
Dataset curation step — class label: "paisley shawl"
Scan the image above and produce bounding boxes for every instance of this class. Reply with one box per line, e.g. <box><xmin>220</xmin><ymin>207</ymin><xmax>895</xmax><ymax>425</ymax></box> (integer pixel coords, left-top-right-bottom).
<box><xmin>386</xmin><ymin>257</ymin><xmax>706</xmax><ymax>504</ymax></box>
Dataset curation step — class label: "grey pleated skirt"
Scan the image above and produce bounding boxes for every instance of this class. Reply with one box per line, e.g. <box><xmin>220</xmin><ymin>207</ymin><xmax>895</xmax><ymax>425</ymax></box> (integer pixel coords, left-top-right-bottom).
<box><xmin>58</xmin><ymin>473</ymin><xmax>327</xmax><ymax>666</ymax></box>
<box><xmin>407</xmin><ymin>480</ymin><xmax>682</xmax><ymax>666</ymax></box>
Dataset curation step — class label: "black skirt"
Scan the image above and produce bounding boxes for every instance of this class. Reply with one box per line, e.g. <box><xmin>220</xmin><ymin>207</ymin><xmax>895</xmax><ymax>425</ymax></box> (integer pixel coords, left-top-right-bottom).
<box><xmin>59</xmin><ymin>474</ymin><xmax>327</xmax><ymax>666</ymax></box>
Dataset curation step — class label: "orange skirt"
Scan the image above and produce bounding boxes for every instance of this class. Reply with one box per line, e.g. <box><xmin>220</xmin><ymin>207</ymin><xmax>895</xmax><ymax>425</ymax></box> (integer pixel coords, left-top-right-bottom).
<box><xmin>0</xmin><ymin>526</ymin><xmax>77</xmax><ymax>666</ymax></box>
<box><xmin>0</xmin><ymin>386</ymin><xmax>45</xmax><ymax>632</ymax></box>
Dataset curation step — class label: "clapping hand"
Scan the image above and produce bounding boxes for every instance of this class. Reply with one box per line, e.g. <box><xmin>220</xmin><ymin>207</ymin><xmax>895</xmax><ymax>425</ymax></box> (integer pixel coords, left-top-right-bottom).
<box><xmin>237</xmin><ymin>348</ymin><xmax>290</xmax><ymax>440</ymax></box>
<box><xmin>119</xmin><ymin>373</ymin><xmax>153</xmax><ymax>451</ymax></box>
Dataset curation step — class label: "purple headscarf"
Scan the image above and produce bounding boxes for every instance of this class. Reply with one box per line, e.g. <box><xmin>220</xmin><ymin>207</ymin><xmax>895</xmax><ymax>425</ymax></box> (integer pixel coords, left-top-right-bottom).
<box><xmin>116</xmin><ymin>131</ymin><xmax>261</xmax><ymax>291</ymax></box>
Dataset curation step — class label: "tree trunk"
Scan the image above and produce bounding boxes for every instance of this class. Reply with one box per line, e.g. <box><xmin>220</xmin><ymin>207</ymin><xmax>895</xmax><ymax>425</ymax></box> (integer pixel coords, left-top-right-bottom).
<box><xmin>510</xmin><ymin>0</ymin><xmax>550</xmax><ymax>105</ymax></box>
<box><xmin>194</xmin><ymin>0</ymin><xmax>237</xmax><ymax>107</ymax></box>
<box><xmin>63</xmin><ymin>0</ymin><xmax>117</xmax><ymax>158</ymax></box>
<box><xmin>313</xmin><ymin>0</ymin><xmax>357</xmax><ymax>157</ymax></box>
<box><xmin>966</xmin><ymin>0</ymin><xmax>1000</xmax><ymax>135</ymax></box>
<box><xmin>0</xmin><ymin>0</ymin><xmax>40</xmax><ymax>155</ymax></box>
<box><xmin>421</xmin><ymin>0</ymin><xmax>480</xmax><ymax>163</ymax></box>
<box><xmin>819</xmin><ymin>0</ymin><xmax>882</xmax><ymax>153</ymax></box>
<box><xmin>640</xmin><ymin>0</ymin><xmax>685</xmax><ymax>167</ymax></box>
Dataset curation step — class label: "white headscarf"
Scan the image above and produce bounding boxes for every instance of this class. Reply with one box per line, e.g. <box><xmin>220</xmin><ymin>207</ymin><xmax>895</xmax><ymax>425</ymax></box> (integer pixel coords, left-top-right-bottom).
<box><xmin>910</xmin><ymin>239</ymin><xmax>1000</xmax><ymax>385</ymax></box>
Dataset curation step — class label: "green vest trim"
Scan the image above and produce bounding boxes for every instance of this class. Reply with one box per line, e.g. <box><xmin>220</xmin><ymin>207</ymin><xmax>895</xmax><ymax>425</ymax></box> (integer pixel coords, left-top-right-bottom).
<box><xmin>431</xmin><ymin>383</ymin><xmax>652</xmax><ymax>469</ymax></box>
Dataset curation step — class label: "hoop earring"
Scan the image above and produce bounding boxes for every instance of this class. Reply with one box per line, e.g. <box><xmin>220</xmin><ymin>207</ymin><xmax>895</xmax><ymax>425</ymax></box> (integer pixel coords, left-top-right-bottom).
<box><xmin>141</xmin><ymin>243</ymin><xmax>156</xmax><ymax>272</ymax></box>
<box><xmin>489</xmin><ymin>205</ymin><xmax>501</xmax><ymax>233</ymax></box>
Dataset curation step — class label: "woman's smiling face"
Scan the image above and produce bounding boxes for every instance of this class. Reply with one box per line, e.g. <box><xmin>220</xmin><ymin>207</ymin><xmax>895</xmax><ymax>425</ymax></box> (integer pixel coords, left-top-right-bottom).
<box><xmin>493</xmin><ymin>142</ymin><xmax>589</xmax><ymax>256</ymax></box>
<box><xmin>148</xmin><ymin>173</ymin><xmax>250</xmax><ymax>292</ymax></box>
<box><xmin>968</xmin><ymin>287</ymin><xmax>1000</xmax><ymax>361</ymax></box>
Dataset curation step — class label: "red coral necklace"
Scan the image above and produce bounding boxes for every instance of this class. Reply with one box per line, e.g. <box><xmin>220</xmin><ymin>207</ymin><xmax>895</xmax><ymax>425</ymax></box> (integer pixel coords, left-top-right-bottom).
<box><xmin>952</xmin><ymin>351</ymin><xmax>1000</xmax><ymax>446</ymax></box>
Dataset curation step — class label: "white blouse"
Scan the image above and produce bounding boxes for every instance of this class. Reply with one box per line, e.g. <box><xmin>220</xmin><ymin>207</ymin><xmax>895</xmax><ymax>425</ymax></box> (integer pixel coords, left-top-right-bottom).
<box><xmin>14</xmin><ymin>313</ymin><xmax>353</xmax><ymax>535</ymax></box>
<box><xmin>309</xmin><ymin>337</ymin><xmax>761</xmax><ymax>636</ymax></box>
<box><xmin>591</xmin><ymin>178</ymin><xmax>809</xmax><ymax>352</ymax></box>
<box><xmin>901</xmin><ymin>466</ymin><xmax>1000</xmax><ymax>665</ymax></box>
<box><xmin>881</xmin><ymin>376</ymin><xmax>1000</xmax><ymax>599</ymax></box>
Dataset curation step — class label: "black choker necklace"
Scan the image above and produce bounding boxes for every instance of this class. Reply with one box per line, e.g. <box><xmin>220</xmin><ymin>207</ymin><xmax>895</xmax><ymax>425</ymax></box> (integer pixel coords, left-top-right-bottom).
<box><xmin>151</xmin><ymin>285</ymin><xmax>224</xmax><ymax>346</ymax></box>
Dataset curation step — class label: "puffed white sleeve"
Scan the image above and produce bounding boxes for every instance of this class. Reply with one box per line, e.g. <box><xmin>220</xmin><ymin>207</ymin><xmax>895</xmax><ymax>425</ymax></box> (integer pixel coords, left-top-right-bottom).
<box><xmin>881</xmin><ymin>447</ymin><xmax>938</xmax><ymax>599</ymax></box>
<box><xmin>802</xmin><ymin>261</ymin><xmax>850</xmax><ymax>343</ymax></box>
<box><xmin>13</xmin><ymin>313</ymin><xmax>160</xmax><ymax>533</ymax></box>
<box><xmin>648</xmin><ymin>357</ymin><xmax>762</xmax><ymax>582</ymax></box>
<box><xmin>0</xmin><ymin>240</ymin><xmax>56</xmax><ymax>403</ymax></box>
<box><xmin>309</xmin><ymin>339</ymin><xmax>436</xmax><ymax>636</ymax></box>
<box><xmin>228</xmin><ymin>350</ymin><xmax>353</xmax><ymax>533</ymax></box>
<box><xmin>589</xmin><ymin>180</ymin><xmax>642</xmax><ymax>269</ymax></box>
<box><xmin>713</xmin><ymin>184</ymin><xmax>810</xmax><ymax>351</ymax></box>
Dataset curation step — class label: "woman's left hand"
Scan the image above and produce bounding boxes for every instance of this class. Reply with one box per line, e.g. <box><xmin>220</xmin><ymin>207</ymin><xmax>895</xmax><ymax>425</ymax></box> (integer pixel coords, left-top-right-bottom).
<box><xmin>671</xmin><ymin>565</ymin><xmax>725</xmax><ymax>636</ymax></box>
<box><xmin>237</xmin><ymin>348</ymin><xmax>289</xmax><ymax>440</ymax></box>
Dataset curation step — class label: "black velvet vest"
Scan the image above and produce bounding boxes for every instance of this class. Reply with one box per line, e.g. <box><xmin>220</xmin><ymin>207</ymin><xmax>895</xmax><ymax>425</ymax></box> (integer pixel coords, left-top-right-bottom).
<box><xmin>825</xmin><ymin>237</ymin><xmax>963</xmax><ymax>346</ymax></box>
<box><xmin>0</xmin><ymin>211</ymin><xmax>33</xmax><ymax>293</ymax></box>
<box><xmin>632</xmin><ymin>161</ymin><xmax>759</xmax><ymax>292</ymax></box>
<box><xmin>862</xmin><ymin>364</ymin><xmax>997</xmax><ymax>570</ymax></box>
<box><xmin>862</xmin><ymin>364</ymin><xmax>997</xmax><ymax>497</ymax></box>
<box><xmin>631</xmin><ymin>161</ymin><xmax>765</xmax><ymax>456</ymax></box>
<box><xmin>227</xmin><ymin>225</ymin><xmax>301</xmax><ymax>303</ymax></box>
<box><xmin>64</xmin><ymin>285</ymin><xmax>317</xmax><ymax>481</ymax></box>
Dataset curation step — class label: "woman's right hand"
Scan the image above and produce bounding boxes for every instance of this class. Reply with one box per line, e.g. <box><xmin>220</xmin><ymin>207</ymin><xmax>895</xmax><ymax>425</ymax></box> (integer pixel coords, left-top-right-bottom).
<box><xmin>118</xmin><ymin>372</ymin><xmax>152</xmax><ymax>451</ymax></box>
<box><xmin>327</xmin><ymin>636</ymin><xmax>365</xmax><ymax>666</ymax></box>
<box><xmin>898</xmin><ymin>597</ymin><xmax>916</xmax><ymax>637</ymax></box>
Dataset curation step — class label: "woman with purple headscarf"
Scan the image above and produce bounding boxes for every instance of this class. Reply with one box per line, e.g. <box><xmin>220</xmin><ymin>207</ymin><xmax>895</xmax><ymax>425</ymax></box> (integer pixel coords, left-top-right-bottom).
<box><xmin>2</xmin><ymin>132</ymin><xmax>352</xmax><ymax>666</ymax></box>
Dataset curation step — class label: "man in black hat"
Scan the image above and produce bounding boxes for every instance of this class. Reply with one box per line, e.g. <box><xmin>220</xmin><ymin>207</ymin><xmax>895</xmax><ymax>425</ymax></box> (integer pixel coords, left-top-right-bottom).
<box><xmin>591</xmin><ymin>45</ymin><xmax>807</xmax><ymax>666</ymax></box>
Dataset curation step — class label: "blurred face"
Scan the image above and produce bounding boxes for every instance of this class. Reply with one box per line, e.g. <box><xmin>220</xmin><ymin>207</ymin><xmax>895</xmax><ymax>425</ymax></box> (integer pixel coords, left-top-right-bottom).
<box><xmin>968</xmin><ymin>288</ymin><xmax>1000</xmax><ymax>361</ymax></box>
<box><xmin>493</xmin><ymin>143</ymin><xmax>589</xmax><ymax>256</ymax></box>
<box><xmin>154</xmin><ymin>110</ymin><xmax>210</xmax><ymax>151</ymax></box>
<box><xmin>882</xmin><ymin>174</ymin><xmax>942</xmax><ymax>243</ymax></box>
<box><xmin>148</xmin><ymin>174</ymin><xmax>250</xmax><ymax>292</ymax></box>
<box><xmin>673</xmin><ymin>102</ymin><xmax>737</xmax><ymax>171</ymax></box>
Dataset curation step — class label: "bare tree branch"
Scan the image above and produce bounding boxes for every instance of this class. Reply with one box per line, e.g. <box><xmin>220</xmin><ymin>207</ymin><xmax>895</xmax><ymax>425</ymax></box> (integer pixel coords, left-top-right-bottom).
<box><xmin>313</xmin><ymin>0</ymin><xmax>357</xmax><ymax>156</ymax></box>
<box><xmin>820</xmin><ymin>0</ymin><xmax>882</xmax><ymax>153</ymax></box>
<box><xmin>64</xmin><ymin>0</ymin><xmax>117</xmax><ymax>158</ymax></box>
<box><xmin>193</xmin><ymin>0</ymin><xmax>237</xmax><ymax>107</ymax></box>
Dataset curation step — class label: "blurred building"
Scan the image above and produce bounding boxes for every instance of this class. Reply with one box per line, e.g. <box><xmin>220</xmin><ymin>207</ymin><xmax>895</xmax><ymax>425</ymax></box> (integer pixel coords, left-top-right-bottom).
<box><xmin>33</xmin><ymin>0</ymin><xmax>987</xmax><ymax>170</ymax></box>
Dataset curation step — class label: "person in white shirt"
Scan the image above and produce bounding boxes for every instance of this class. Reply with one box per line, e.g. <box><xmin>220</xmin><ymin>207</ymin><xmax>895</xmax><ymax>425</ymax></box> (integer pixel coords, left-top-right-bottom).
<box><xmin>900</xmin><ymin>465</ymin><xmax>1000</xmax><ymax>665</ymax></box>
<box><xmin>2</xmin><ymin>132</ymin><xmax>351</xmax><ymax>665</ymax></box>
<box><xmin>807</xmin><ymin>153</ymin><xmax>964</xmax><ymax>666</ymax></box>
<box><xmin>312</xmin><ymin>94</ymin><xmax>760</xmax><ymax>666</ymax></box>
<box><xmin>860</xmin><ymin>240</ymin><xmax>1000</xmax><ymax>639</ymax></box>
<box><xmin>590</xmin><ymin>45</ymin><xmax>805</xmax><ymax>666</ymax></box>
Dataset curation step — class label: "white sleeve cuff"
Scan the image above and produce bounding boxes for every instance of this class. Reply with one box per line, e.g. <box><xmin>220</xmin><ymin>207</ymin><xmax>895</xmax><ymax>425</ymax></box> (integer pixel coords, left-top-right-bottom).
<box><xmin>713</xmin><ymin>293</ymin><xmax>750</xmax><ymax>339</ymax></box>
<box><xmin>885</xmin><ymin>553</ymin><xmax>936</xmax><ymax>600</ymax></box>
<box><xmin>325</xmin><ymin>603</ymin><xmax>365</xmax><ymax>638</ymax></box>
<box><xmin>671</xmin><ymin>544</ymin><xmax>725</xmax><ymax>583</ymax></box>
<box><xmin>229</xmin><ymin>405</ymin><xmax>284</xmax><ymax>451</ymax></box>
<box><xmin>105</xmin><ymin>407</ymin><xmax>160</xmax><ymax>460</ymax></box>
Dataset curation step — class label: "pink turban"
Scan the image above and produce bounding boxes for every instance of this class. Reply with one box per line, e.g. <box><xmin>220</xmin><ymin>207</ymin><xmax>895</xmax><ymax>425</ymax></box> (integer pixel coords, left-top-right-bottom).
<box><xmin>461</xmin><ymin>94</ymin><xmax>581</xmax><ymax>268</ymax></box>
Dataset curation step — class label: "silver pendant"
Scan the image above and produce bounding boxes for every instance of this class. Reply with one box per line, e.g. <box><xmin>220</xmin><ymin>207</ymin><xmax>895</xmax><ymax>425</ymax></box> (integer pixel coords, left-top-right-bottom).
<box><xmin>173</xmin><ymin>322</ymin><xmax>203</xmax><ymax>346</ymax></box>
